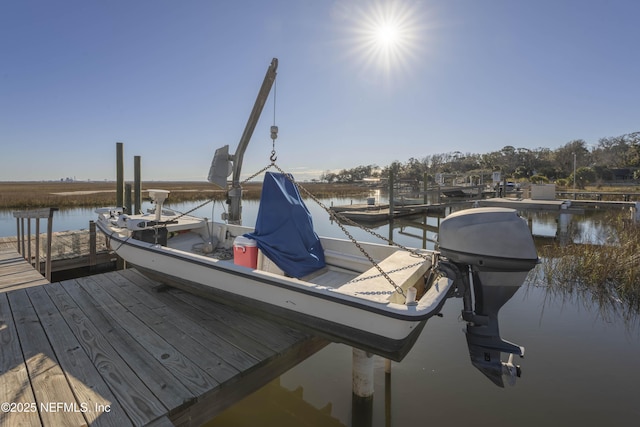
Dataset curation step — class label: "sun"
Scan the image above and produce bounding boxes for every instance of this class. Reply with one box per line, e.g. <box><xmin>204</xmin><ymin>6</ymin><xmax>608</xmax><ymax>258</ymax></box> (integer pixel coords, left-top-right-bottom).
<box><xmin>337</xmin><ymin>0</ymin><xmax>424</xmax><ymax>84</ymax></box>
<box><xmin>375</xmin><ymin>23</ymin><xmax>400</xmax><ymax>47</ymax></box>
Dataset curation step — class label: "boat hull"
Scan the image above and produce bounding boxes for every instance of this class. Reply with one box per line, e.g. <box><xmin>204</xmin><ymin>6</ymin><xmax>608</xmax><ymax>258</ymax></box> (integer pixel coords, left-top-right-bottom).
<box><xmin>135</xmin><ymin>265</ymin><xmax>430</xmax><ymax>361</ymax></box>
<box><xmin>97</xmin><ymin>220</ymin><xmax>451</xmax><ymax>361</ymax></box>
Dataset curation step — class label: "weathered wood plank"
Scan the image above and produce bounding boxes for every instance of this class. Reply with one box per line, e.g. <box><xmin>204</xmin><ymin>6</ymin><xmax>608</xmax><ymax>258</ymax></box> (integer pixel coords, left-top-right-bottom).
<box><xmin>111</xmin><ymin>270</ymin><xmax>261</xmax><ymax>373</ymax></box>
<box><xmin>89</xmin><ymin>272</ymin><xmax>241</xmax><ymax>384</ymax></box>
<box><xmin>124</xmin><ymin>269</ymin><xmax>296</xmax><ymax>361</ymax></box>
<box><xmin>26</xmin><ymin>285</ymin><xmax>131</xmax><ymax>427</ymax></box>
<box><xmin>0</xmin><ymin>293</ymin><xmax>41</xmax><ymax>427</ymax></box>
<box><xmin>145</xmin><ymin>416</ymin><xmax>176</xmax><ymax>427</ymax></box>
<box><xmin>8</xmin><ymin>289</ymin><xmax>87</xmax><ymax>426</ymax></box>
<box><xmin>0</xmin><ymin>248</ymin><xmax>48</xmax><ymax>292</ymax></box>
<box><xmin>58</xmin><ymin>279</ymin><xmax>195</xmax><ymax>412</ymax></box>
<box><xmin>12</xmin><ymin>208</ymin><xmax>57</xmax><ymax>219</ymax></box>
<box><xmin>172</xmin><ymin>286</ymin><xmax>309</xmax><ymax>351</ymax></box>
<box><xmin>74</xmin><ymin>274</ymin><xmax>219</xmax><ymax>395</ymax></box>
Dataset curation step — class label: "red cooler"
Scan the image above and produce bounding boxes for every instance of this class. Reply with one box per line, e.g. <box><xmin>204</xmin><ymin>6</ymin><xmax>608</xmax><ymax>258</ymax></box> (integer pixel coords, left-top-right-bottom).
<box><xmin>233</xmin><ymin>236</ymin><xmax>258</xmax><ymax>268</ymax></box>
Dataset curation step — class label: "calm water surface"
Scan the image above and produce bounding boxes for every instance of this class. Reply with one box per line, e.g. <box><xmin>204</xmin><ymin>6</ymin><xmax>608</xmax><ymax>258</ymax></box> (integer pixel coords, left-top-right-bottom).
<box><xmin>3</xmin><ymin>198</ymin><xmax>639</xmax><ymax>426</ymax></box>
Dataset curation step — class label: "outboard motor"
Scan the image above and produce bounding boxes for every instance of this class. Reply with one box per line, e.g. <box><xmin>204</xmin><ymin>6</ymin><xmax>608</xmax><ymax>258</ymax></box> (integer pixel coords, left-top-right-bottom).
<box><xmin>438</xmin><ymin>207</ymin><xmax>538</xmax><ymax>387</ymax></box>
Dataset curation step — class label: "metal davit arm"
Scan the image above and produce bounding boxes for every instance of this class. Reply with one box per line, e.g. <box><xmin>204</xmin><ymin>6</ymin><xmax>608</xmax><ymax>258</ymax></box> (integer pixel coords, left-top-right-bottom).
<box><xmin>228</xmin><ymin>58</ymin><xmax>278</xmax><ymax>224</ymax></box>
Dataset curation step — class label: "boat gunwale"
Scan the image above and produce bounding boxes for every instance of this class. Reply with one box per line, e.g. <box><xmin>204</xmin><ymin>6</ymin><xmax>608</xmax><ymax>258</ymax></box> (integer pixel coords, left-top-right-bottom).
<box><xmin>96</xmin><ymin>219</ymin><xmax>452</xmax><ymax>322</ymax></box>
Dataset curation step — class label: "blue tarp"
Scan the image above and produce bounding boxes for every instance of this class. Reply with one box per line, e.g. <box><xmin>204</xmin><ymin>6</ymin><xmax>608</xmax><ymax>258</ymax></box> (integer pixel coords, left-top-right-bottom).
<box><xmin>244</xmin><ymin>172</ymin><xmax>325</xmax><ymax>278</ymax></box>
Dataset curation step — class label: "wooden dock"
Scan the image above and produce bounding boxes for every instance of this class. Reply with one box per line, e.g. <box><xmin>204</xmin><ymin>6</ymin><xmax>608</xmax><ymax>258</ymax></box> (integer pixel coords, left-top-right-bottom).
<box><xmin>0</xmin><ymin>246</ymin><xmax>326</xmax><ymax>427</ymax></box>
<box><xmin>0</xmin><ymin>227</ymin><xmax>115</xmax><ymax>277</ymax></box>
<box><xmin>329</xmin><ymin>202</ymin><xmax>450</xmax><ymax>223</ymax></box>
<box><xmin>475</xmin><ymin>197</ymin><xmax>639</xmax><ymax>212</ymax></box>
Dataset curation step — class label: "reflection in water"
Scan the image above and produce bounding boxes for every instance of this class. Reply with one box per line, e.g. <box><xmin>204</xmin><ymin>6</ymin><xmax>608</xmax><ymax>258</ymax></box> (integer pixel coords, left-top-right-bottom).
<box><xmin>528</xmin><ymin>210</ymin><xmax>640</xmax><ymax>329</ymax></box>
<box><xmin>210</xmin><ymin>378</ymin><xmax>346</xmax><ymax>427</ymax></box>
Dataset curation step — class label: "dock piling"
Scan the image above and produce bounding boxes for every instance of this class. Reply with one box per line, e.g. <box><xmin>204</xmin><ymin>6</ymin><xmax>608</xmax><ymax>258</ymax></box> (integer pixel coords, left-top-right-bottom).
<box><xmin>352</xmin><ymin>348</ymin><xmax>374</xmax><ymax>427</ymax></box>
<box><xmin>116</xmin><ymin>142</ymin><xmax>124</xmax><ymax>208</ymax></box>
<box><xmin>134</xmin><ymin>155</ymin><xmax>141</xmax><ymax>214</ymax></box>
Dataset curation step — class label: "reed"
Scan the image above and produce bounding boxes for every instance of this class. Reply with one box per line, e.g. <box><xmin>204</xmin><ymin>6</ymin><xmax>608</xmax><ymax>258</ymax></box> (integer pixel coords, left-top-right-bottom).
<box><xmin>0</xmin><ymin>181</ymin><xmax>372</xmax><ymax>209</ymax></box>
<box><xmin>529</xmin><ymin>212</ymin><xmax>640</xmax><ymax>323</ymax></box>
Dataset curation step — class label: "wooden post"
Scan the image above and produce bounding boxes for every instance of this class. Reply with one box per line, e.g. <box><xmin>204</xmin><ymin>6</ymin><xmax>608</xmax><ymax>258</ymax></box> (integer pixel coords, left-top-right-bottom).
<box><xmin>20</xmin><ymin>218</ymin><xmax>25</xmax><ymax>255</ymax></box>
<box><xmin>89</xmin><ymin>221</ymin><xmax>97</xmax><ymax>271</ymax></box>
<box><xmin>388</xmin><ymin>170</ymin><xmax>394</xmax><ymax>220</ymax></box>
<box><xmin>125</xmin><ymin>183</ymin><xmax>132</xmax><ymax>214</ymax></box>
<box><xmin>423</xmin><ymin>172</ymin><xmax>428</xmax><ymax>204</ymax></box>
<box><xmin>35</xmin><ymin>219</ymin><xmax>41</xmax><ymax>274</ymax></box>
<box><xmin>352</xmin><ymin>348</ymin><xmax>374</xmax><ymax>427</ymax></box>
<box><xmin>385</xmin><ymin>358</ymin><xmax>392</xmax><ymax>427</ymax></box>
<box><xmin>353</xmin><ymin>349</ymin><xmax>374</xmax><ymax>398</ymax></box>
<box><xmin>27</xmin><ymin>218</ymin><xmax>32</xmax><ymax>265</ymax></box>
<box><xmin>116</xmin><ymin>142</ymin><xmax>124</xmax><ymax>208</ymax></box>
<box><xmin>134</xmin><ymin>155</ymin><xmax>142</xmax><ymax>214</ymax></box>
<box><xmin>45</xmin><ymin>209</ymin><xmax>54</xmax><ymax>281</ymax></box>
<box><xmin>15</xmin><ymin>217</ymin><xmax>20</xmax><ymax>253</ymax></box>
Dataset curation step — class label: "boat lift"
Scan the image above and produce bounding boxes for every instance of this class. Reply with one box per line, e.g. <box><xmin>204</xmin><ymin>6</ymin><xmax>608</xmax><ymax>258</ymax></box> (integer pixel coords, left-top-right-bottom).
<box><xmin>208</xmin><ymin>58</ymin><xmax>278</xmax><ymax>224</ymax></box>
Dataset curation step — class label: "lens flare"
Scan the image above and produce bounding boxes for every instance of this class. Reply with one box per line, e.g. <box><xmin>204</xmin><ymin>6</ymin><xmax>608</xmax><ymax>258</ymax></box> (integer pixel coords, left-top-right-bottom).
<box><xmin>336</xmin><ymin>0</ymin><xmax>425</xmax><ymax>86</ymax></box>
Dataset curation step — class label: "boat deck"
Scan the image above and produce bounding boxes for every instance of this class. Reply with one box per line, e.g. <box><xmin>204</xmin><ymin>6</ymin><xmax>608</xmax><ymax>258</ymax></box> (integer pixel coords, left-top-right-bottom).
<box><xmin>164</xmin><ymin>230</ymin><xmax>431</xmax><ymax>303</ymax></box>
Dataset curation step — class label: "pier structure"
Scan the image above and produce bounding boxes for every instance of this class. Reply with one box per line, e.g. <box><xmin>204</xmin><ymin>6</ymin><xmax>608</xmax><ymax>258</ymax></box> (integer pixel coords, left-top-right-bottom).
<box><xmin>0</xmin><ymin>244</ymin><xmax>326</xmax><ymax>426</ymax></box>
<box><xmin>0</xmin><ymin>225</ymin><xmax>115</xmax><ymax>279</ymax></box>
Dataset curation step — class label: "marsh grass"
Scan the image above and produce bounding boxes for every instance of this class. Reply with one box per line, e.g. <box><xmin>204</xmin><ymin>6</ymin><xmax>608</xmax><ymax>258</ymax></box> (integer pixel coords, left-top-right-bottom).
<box><xmin>0</xmin><ymin>181</ymin><xmax>372</xmax><ymax>209</ymax></box>
<box><xmin>529</xmin><ymin>212</ymin><xmax>640</xmax><ymax>323</ymax></box>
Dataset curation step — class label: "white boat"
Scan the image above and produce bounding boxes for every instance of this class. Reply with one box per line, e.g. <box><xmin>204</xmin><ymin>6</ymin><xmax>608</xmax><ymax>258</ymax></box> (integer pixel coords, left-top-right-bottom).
<box><xmin>96</xmin><ymin>182</ymin><xmax>538</xmax><ymax>361</ymax></box>
<box><xmin>95</xmin><ymin>59</ymin><xmax>538</xmax><ymax>362</ymax></box>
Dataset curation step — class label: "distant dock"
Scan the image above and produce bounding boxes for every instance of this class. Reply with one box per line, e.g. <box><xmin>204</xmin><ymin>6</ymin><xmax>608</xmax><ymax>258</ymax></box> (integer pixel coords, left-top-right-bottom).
<box><xmin>0</xmin><ymin>245</ymin><xmax>326</xmax><ymax>426</ymax></box>
<box><xmin>330</xmin><ymin>202</ymin><xmax>451</xmax><ymax>223</ymax></box>
<box><xmin>331</xmin><ymin>196</ymin><xmax>639</xmax><ymax>224</ymax></box>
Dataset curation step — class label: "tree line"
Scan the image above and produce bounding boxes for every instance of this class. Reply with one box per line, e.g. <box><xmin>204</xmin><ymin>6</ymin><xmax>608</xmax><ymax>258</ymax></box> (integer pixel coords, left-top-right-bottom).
<box><xmin>320</xmin><ymin>131</ymin><xmax>640</xmax><ymax>189</ymax></box>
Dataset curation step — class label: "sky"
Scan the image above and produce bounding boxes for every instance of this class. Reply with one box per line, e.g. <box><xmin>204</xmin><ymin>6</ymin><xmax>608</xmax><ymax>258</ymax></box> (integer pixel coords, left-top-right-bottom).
<box><xmin>2</xmin><ymin>0</ymin><xmax>639</xmax><ymax>182</ymax></box>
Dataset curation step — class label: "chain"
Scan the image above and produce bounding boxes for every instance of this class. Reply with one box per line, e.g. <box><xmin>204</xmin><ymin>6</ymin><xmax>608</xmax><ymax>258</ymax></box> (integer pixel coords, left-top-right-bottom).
<box><xmin>344</xmin><ymin>260</ymin><xmax>425</xmax><ymax>285</ymax></box>
<box><xmin>271</xmin><ymin>163</ymin><xmax>428</xmax><ymax>257</ymax></box>
<box><xmin>269</xmin><ymin>162</ymin><xmax>428</xmax><ymax>297</ymax></box>
<box><xmin>163</xmin><ymin>198</ymin><xmax>214</xmax><ymax>222</ymax></box>
<box><xmin>242</xmin><ymin>163</ymin><xmax>274</xmax><ymax>184</ymax></box>
<box><xmin>155</xmin><ymin>151</ymin><xmax>429</xmax><ymax>297</ymax></box>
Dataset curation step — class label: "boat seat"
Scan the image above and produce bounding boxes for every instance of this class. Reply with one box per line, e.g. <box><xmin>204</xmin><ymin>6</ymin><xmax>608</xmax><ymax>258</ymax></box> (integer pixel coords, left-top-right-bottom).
<box><xmin>333</xmin><ymin>251</ymin><xmax>431</xmax><ymax>303</ymax></box>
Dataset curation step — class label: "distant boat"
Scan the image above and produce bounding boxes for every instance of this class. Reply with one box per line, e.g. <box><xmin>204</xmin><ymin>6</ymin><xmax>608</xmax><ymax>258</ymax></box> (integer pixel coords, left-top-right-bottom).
<box><xmin>392</xmin><ymin>196</ymin><xmax>424</xmax><ymax>205</ymax></box>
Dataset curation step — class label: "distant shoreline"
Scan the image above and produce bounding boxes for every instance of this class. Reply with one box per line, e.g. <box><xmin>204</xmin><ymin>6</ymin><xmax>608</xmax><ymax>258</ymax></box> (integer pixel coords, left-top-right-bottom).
<box><xmin>0</xmin><ymin>181</ymin><xmax>372</xmax><ymax>210</ymax></box>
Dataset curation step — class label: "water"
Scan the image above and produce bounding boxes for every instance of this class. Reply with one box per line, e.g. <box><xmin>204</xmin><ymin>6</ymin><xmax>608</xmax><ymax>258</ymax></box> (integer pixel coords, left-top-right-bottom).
<box><xmin>3</xmin><ymin>199</ymin><xmax>640</xmax><ymax>426</ymax></box>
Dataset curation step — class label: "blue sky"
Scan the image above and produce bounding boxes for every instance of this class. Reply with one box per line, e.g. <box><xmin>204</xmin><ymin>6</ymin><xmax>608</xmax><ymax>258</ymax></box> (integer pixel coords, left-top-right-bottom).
<box><xmin>2</xmin><ymin>0</ymin><xmax>639</xmax><ymax>182</ymax></box>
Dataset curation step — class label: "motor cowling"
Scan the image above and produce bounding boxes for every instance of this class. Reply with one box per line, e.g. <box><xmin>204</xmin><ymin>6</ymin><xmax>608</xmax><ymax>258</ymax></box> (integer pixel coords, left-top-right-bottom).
<box><xmin>438</xmin><ymin>207</ymin><xmax>538</xmax><ymax>272</ymax></box>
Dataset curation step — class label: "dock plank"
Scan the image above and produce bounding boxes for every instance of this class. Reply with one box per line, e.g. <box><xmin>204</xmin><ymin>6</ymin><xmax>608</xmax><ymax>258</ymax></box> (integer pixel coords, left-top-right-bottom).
<box><xmin>73</xmin><ymin>274</ymin><xmax>219</xmax><ymax>397</ymax></box>
<box><xmin>8</xmin><ymin>289</ymin><xmax>88</xmax><ymax>427</ymax></box>
<box><xmin>110</xmin><ymin>270</ymin><xmax>261</xmax><ymax>373</ymax></box>
<box><xmin>89</xmin><ymin>272</ymin><xmax>241</xmax><ymax>384</ymax></box>
<box><xmin>56</xmin><ymin>279</ymin><xmax>196</xmax><ymax>412</ymax></box>
<box><xmin>0</xmin><ymin>293</ymin><xmax>41</xmax><ymax>427</ymax></box>
<box><xmin>26</xmin><ymin>285</ymin><xmax>131</xmax><ymax>427</ymax></box>
<box><xmin>126</xmin><ymin>269</ymin><xmax>307</xmax><ymax>360</ymax></box>
<box><xmin>0</xmin><ymin>230</ymin><xmax>114</xmax><ymax>276</ymax></box>
<box><xmin>0</xmin><ymin>248</ymin><xmax>49</xmax><ymax>292</ymax></box>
